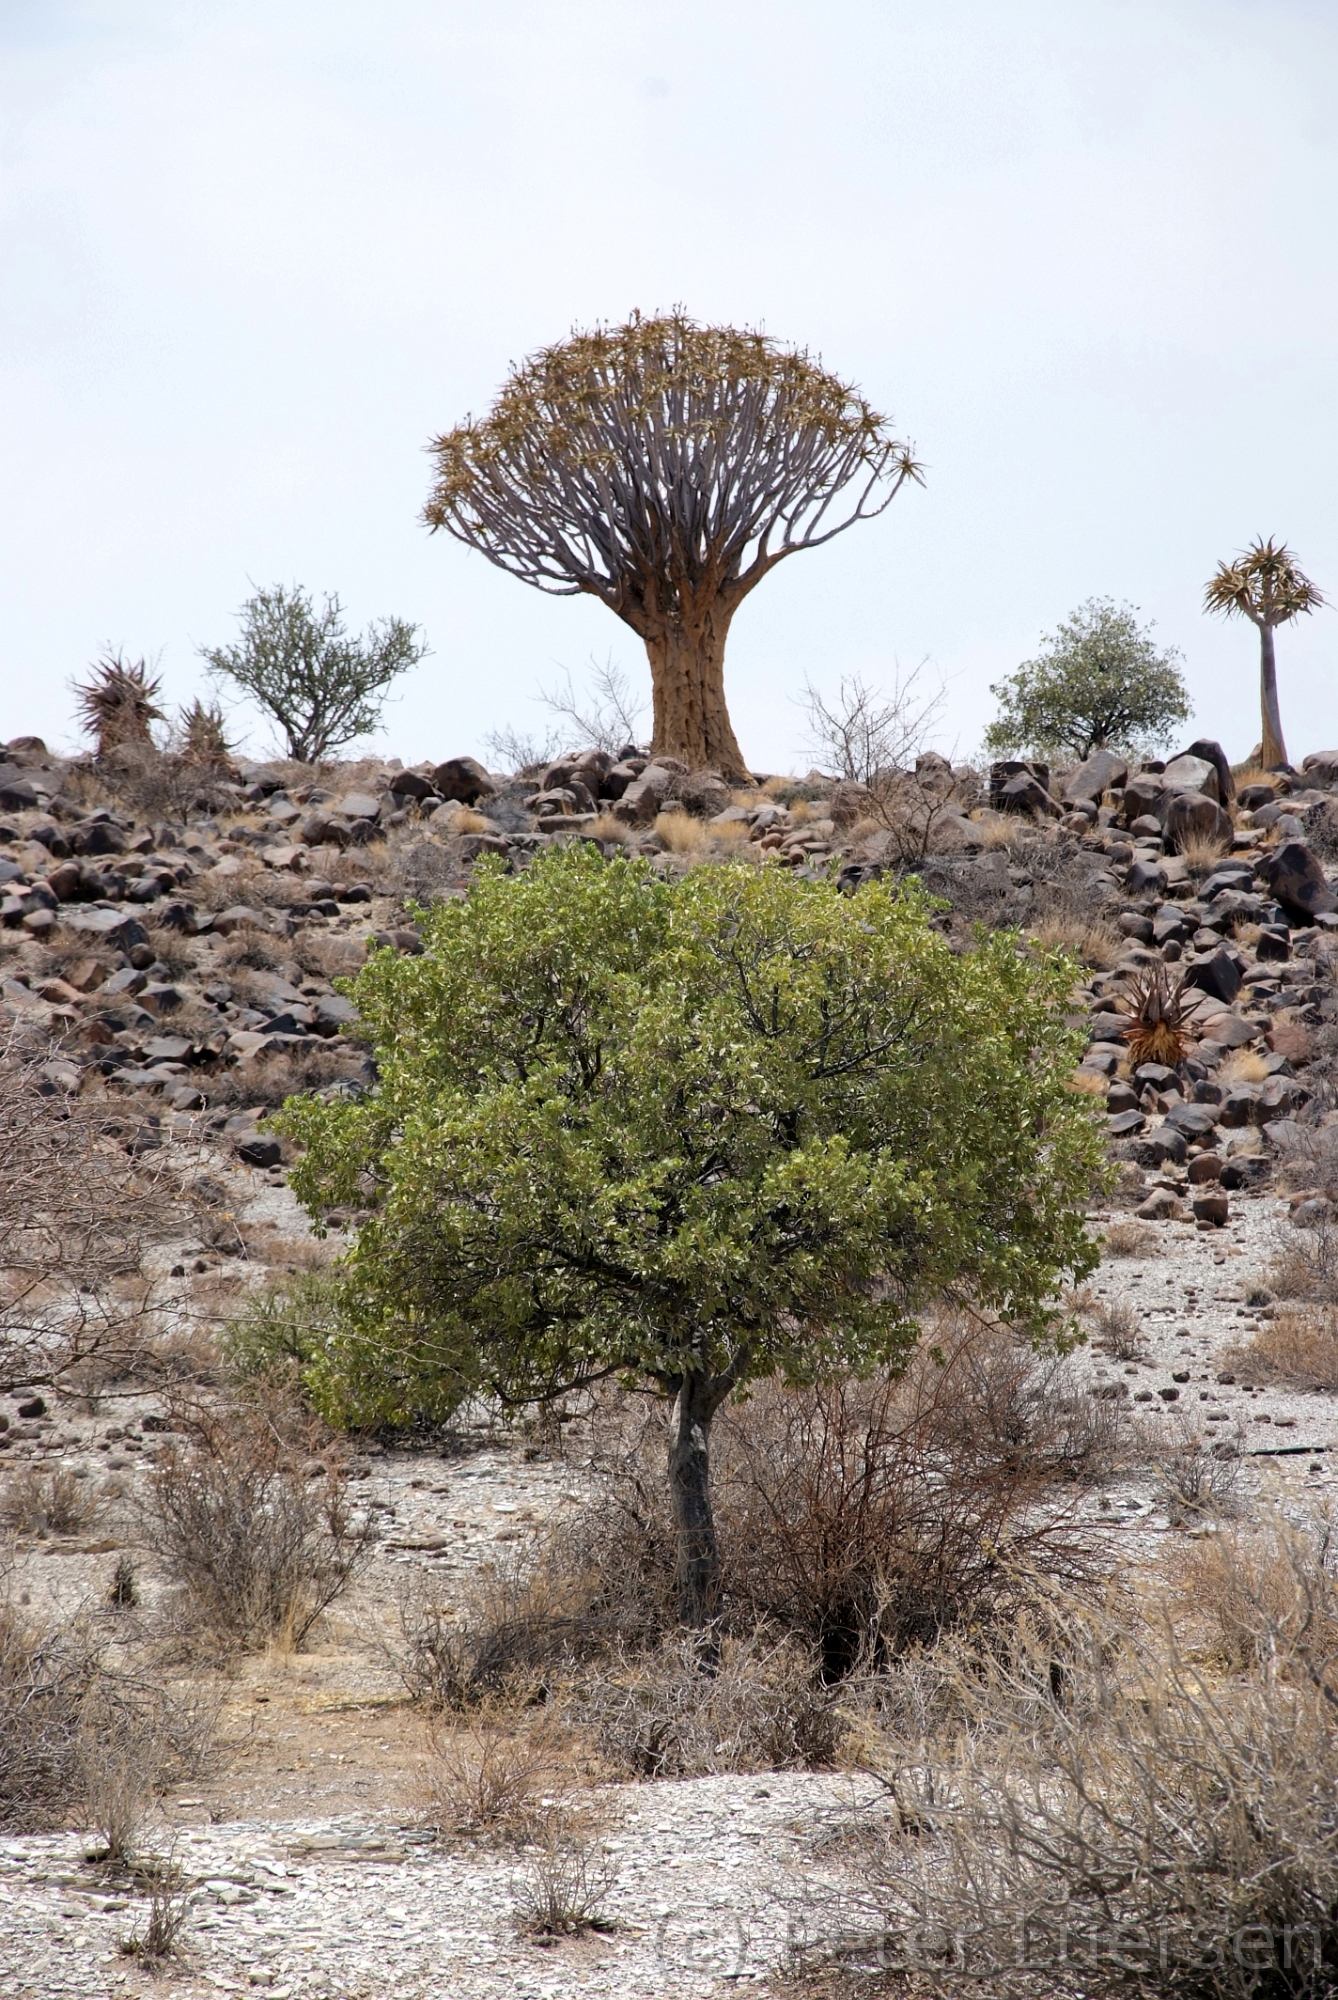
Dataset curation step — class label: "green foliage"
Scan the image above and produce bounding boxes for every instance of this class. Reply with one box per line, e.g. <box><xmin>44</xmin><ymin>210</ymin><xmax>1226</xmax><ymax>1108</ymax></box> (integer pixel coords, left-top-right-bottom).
<box><xmin>984</xmin><ymin>598</ymin><xmax>1189</xmax><ymax>762</ymax></box>
<box><xmin>276</xmin><ymin>847</ymin><xmax>1103</xmax><ymax>1432</ymax></box>
<box><xmin>201</xmin><ymin>583</ymin><xmax>429</xmax><ymax>763</ymax></box>
<box><xmin>221</xmin><ymin>1271</ymin><xmax>345</xmax><ymax>1388</ymax></box>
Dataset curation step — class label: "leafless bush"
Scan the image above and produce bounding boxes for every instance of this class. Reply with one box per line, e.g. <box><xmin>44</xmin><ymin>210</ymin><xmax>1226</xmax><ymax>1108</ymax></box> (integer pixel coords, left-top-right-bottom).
<box><xmin>0</xmin><ymin>1465</ymin><xmax>102</xmax><ymax>1538</ymax></box>
<box><xmin>119</xmin><ymin>1860</ymin><xmax>192</xmax><ymax>1965</ymax></box>
<box><xmin>0</xmin><ymin>1036</ymin><xmax>191</xmax><ymax>1395</ymax></box>
<box><xmin>798</xmin><ymin>665</ymin><xmax>945</xmax><ymax>789</ymax></box>
<box><xmin>1175</xmin><ymin>1509</ymin><xmax>1338</xmax><ymax>1673</ymax></box>
<box><xmin>1222</xmin><ymin>1306</ymin><xmax>1338</xmax><ymax>1393</ymax></box>
<box><xmin>826</xmin><ymin>1553</ymin><xmax>1338</xmax><ymax>1999</ymax></box>
<box><xmin>0</xmin><ymin>1596</ymin><xmax>211</xmax><ymax>1835</ymax></box>
<box><xmin>514</xmin><ymin>1818</ymin><xmax>617</xmax><ymax>1940</ymax></box>
<box><xmin>536</xmin><ymin>654</ymin><xmax>647</xmax><ymax>757</ymax></box>
<box><xmin>421</xmin><ymin>1713</ymin><xmax>575</xmax><ymax>1841</ymax></box>
<box><xmin>569</xmin><ymin>1630</ymin><xmax>845</xmax><ymax>1777</ymax></box>
<box><xmin>141</xmin><ymin>1396</ymin><xmax>375</xmax><ymax>1651</ymax></box>
<box><xmin>1152</xmin><ymin>1430</ymin><xmax>1242</xmax><ymax>1527</ymax></box>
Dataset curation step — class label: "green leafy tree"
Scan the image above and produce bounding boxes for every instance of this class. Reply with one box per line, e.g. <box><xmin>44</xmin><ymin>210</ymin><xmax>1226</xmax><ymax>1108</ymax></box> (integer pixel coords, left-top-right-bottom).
<box><xmin>984</xmin><ymin>599</ymin><xmax>1189</xmax><ymax>763</ymax></box>
<box><xmin>1204</xmin><ymin>537</ymin><xmax>1324</xmax><ymax>771</ymax></box>
<box><xmin>278</xmin><ymin>848</ymin><xmax>1103</xmax><ymax>1629</ymax></box>
<box><xmin>201</xmin><ymin>583</ymin><xmax>429</xmax><ymax>763</ymax></box>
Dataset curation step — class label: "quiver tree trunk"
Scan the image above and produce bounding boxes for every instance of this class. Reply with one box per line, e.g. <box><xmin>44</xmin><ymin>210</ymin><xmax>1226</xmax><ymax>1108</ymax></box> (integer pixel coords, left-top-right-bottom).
<box><xmin>644</xmin><ymin>608</ymin><xmax>748</xmax><ymax>779</ymax></box>
<box><xmin>667</xmin><ymin>1371</ymin><xmax>724</xmax><ymax>1629</ymax></box>
<box><xmin>1259</xmin><ymin>624</ymin><xmax>1289</xmax><ymax>771</ymax></box>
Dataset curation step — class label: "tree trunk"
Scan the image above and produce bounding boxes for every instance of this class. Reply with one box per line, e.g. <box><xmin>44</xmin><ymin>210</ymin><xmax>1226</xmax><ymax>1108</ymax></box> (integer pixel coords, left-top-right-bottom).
<box><xmin>667</xmin><ymin>1372</ymin><xmax>723</xmax><ymax>1629</ymax></box>
<box><xmin>1259</xmin><ymin>623</ymin><xmax>1289</xmax><ymax>771</ymax></box>
<box><xmin>644</xmin><ymin>604</ymin><xmax>749</xmax><ymax>780</ymax></box>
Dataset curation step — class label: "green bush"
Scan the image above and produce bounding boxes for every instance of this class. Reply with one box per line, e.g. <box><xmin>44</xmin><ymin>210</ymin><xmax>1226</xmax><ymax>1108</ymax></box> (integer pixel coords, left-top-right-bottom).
<box><xmin>985</xmin><ymin>597</ymin><xmax>1189</xmax><ymax>762</ymax></box>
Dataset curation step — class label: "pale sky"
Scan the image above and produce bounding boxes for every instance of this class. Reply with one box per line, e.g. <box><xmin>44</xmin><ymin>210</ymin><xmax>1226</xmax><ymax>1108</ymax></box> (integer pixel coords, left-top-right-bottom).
<box><xmin>1</xmin><ymin>0</ymin><xmax>1335</xmax><ymax>774</ymax></box>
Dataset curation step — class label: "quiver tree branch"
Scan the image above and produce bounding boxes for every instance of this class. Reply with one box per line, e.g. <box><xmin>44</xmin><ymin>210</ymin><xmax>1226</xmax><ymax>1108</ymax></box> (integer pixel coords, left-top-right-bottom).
<box><xmin>424</xmin><ymin>311</ymin><xmax>921</xmax><ymax>778</ymax></box>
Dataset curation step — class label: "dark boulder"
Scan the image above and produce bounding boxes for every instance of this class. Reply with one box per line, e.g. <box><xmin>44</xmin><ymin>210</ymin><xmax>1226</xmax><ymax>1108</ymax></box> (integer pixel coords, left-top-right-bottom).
<box><xmin>1181</xmin><ymin>948</ymin><xmax>1243</xmax><ymax>1007</ymax></box>
<box><xmin>1063</xmin><ymin>750</ymin><xmax>1127</xmax><ymax>804</ymax></box>
<box><xmin>1183</xmin><ymin>739</ymin><xmax>1236</xmax><ymax>806</ymax></box>
<box><xmin>1259</xmin><ymin>841</ymin><xmax>1337</xmax><ymax>923</ymax></box>
<box><xmin>431</xmin><ymin>757</ymin><xmax>495</xmax><ymax>805</ymax></box>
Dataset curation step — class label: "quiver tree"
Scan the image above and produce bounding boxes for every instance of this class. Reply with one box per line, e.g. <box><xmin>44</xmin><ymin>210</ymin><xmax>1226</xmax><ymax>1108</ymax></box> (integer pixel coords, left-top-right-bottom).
<box><xmin>73</xmin><ymin>653</ymin><xmax>164</xmax><ymax>760</ymax></box>
<box><xmin>424</xmin><ymin>312</ymin><xmax>921</xmax><ymax>781</ymax></box>
<box><xmin>278</xmin><ymin>847</ymin><xmax>1101</xmax><ymax>1631</ymax></box>
<box><xmin>1204</xmin><ymin>538</ymin><xmax>1325</xmax><ymax>770</ymax></box>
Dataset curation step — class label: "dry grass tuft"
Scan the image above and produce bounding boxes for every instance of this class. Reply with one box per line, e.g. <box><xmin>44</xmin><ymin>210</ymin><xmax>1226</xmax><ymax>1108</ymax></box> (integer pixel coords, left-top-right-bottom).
<box><xmin>514</xmin><ymin>1819</ymin><xmax>617</xmax><ymax>1940</ymax></box>
<box><xmin>1068</xmin><ymin>1069</ymin><xmax>1107</xmax><ymax>1096</ymax></box>
<box><xmin>1219</xmin><ymin>1046</ymin><xmax>1272</xmax><ymax>1084</ymax></box>
<box><xmin>0</xmin><ymin>1466</ymin><xmax>102</xmax><ymax>1538</ymax></box>
<box><xmin>1029</xmin><ymin>915</ymin><xmax>1124</xmax><ymax>970</ymax></box>
<box><xmin>1087</xmin><ymin>1297</ymin><xmax>1143</xmax><ymax>1359</ymax></box>
<box><xmin>652</xmin><ymin>810</ymin><xmax>709</xmax><ymax>854</ymax></box>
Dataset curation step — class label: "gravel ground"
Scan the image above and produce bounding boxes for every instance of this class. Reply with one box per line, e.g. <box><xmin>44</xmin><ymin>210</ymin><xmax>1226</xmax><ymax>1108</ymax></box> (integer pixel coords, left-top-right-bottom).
<box><xmin>1</xmin><ymin>1771</ymin><xmax>869</xmax><ymax>2000</ymax></box>
<box><xmin>5</xmin><ymin>1177</ymin><xmax>1337</xmax><ymax>1999</ymax></box>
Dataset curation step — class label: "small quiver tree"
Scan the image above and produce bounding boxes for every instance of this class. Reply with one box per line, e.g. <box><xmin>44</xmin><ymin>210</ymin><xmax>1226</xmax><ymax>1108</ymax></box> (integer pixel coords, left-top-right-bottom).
<box><xmin>424</xmin><ymin>312</ymin><xmax>922</xmax><ymax>781</ymax></box>
<box><xmin>1204</xmin><ymin>537</ymin><xmax>1325</xmax><ymax>772</ymax></box>
<box><xmin>278</xmin><ymin>848</ymin><xmax>1103</xmax><ymax>1631</ymax></box>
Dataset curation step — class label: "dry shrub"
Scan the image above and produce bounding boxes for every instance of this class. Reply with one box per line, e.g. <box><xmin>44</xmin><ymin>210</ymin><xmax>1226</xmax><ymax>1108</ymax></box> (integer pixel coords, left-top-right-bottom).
<box><xmin>0</xmin><ymin>1037</ymin><xmax>191</xmax><ymax>1394</ymax></box>
<box><xmin>515</xmin><ymin>1819</ymin><xmax>617</xmax><ymax>1939</ymax></box>
<box><xmin>1068</xmin><ymin>1069</ymin><xmax>1108</xmax><ymax>1097</ymax></box>
<box><xmin>141</xmin><ymin>927</ymin><xmax>200</xmax><ymax>979</ymax></box>
<box><xmin>1152</xmin><ymin>1429</ymin><xmax>1242</xmax><ymax>1527</ymax></box>
<box><xmin>395</xmin><ymin>1553</ymin><xmax>607</xmax><ymax>1710</ymax></box>
<box><xmin>830</xmin><ymin>1555</ymin><xmax>1338</xmax><ymax>1999</ymax></box>
<box><xmin>119</xmin><ymin>1863</ymin><xmax>192</xmax><ymax>1964</ymax></box>
<box><xmin>1222</xmin><ymin>1305</ymin><xmax>1338</xmax><ymax>1393</ymax></box>
<box><xmin>702</xmin><ymin>1338</ymin><xmax>1116</xmax><ymax>1679</ymax></box>
<box><xmin>0</xmin><ymin>1596</ymin><xmax>211</xmax><ymax>1836</ymax></box>
<box><xmin>1274</xmin><ymin>1126</ymin><xmax>1338</xmax><ymax>1198</ymax></box>
<box><xmin>141</xmin><ymin>1395</ymin><xmax>375</xmax><ymax>1651</ymax></box>
<box><xmin>204</xmin><ymin>1043</ymin><xmax>365</xmax><ymax>1111</ymax></box>
<box><xmin>1101</xmin><ymin>1220</ymin><xmax>1158</xmax><ymax>1258</ymax></box>
<box><xmin>569</xmin><ymin>1630</ymin><xmax>845</xmax><ymax>1777</ymax></box>
<box><xmin>1174</xmin><ymin>1510</ymin><xmax>1338</xmax><ymax>1672</ymax></box>
<box><xmin>1088</xmin><ymin>1297</ymin><xmax>1143</xmax><ymax>1359</ymax></box>
<box><xmin>0</xmin><ymin>1465</ymin><xmax>102</xmax><ymax>1538</ymax></box>
<box><xmin>413</xmin><ymin>1329</ymin><xmax>1118</xmax><ymax>1735</ymax></box>
<box><xmin>421</xmin><ymin>1711</ymin><xmax>576</xmax><ymax>1841</ymax></box>
<box><xmin>1268</xmin><ymin>1221</ymin><xmax>1338</xmax><ymax>1305</ymax></box>
<box><xmin>292</xmin><ymin>932</ymin><xmax>366</xmax><ymax>981</ymax></box>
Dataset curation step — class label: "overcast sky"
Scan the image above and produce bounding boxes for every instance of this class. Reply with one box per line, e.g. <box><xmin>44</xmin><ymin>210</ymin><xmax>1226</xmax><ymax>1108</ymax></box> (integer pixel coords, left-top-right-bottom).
<box><xmin>1</xmin><ymin>0</ymin><xmax>1335</xmax><ymax>773</ymax></box>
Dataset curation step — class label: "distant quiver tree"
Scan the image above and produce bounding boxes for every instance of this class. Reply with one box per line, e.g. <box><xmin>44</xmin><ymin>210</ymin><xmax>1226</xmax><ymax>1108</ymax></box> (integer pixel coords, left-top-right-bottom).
<box><xmin>423</xmin><ymin>311</ymin><xmax>922</xmax><ymax>781</ymax></box>
<box><xmin>1204</xmin><ymin>538</ymin><xmax>1324</xmax><ymax>772</ymax></box>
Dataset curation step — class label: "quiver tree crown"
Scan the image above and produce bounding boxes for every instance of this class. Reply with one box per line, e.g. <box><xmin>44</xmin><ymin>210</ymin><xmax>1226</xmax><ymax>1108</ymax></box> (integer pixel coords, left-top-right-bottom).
<box><xmin>424</xmin><ymin>311</ymin><xmax>921</xmax><ymax>780</ymax></box>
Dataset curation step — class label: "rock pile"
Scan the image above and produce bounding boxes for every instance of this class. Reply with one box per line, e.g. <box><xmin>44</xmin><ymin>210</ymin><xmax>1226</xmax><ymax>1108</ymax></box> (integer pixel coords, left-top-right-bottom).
<box><xmin>4</xmin><ymin>732</ymin><xmax>1338</xmax><ymax>1218</ymax></box>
